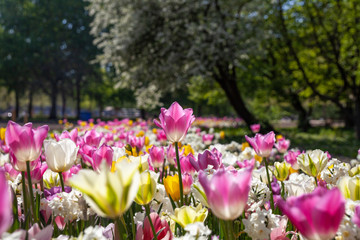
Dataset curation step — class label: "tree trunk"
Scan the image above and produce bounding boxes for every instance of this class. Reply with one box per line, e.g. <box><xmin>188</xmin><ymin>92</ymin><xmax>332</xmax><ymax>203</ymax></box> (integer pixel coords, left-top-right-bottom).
<box><xmin>62</xmin><ymin>88</ymin><xmax>66</xmax><ymax>119</ymax></box>
<box><xmin>289</xmin><ymin>93</ymin><xmax>311</xmax><ymax>131</ymax></box>
<box><xmin>76</xmin><ymin>76</ymin><xmax>81</xmax><ymax>119</ymax></box>
<box><xmin>28</xmin><ymin>88</ymin><xmax>33</xmax><ymax>119</ymax></box>
<box><xmin>15</xmin><ymin>88</ymin><xmax>20</xmax><ymax>120</ymax></box>
<box><xmin>49</xmin><ymin>82</ymin><xmax>57</xmax><ymax>120</ymax></box>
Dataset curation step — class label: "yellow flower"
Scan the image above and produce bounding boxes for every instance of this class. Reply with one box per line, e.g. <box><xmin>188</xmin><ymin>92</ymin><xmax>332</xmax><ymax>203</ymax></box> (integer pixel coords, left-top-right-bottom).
<box><xmin>135</xmin><ymin>171</ymin><xmax>159</xmax><ymax>205</ymax></box>
<box><xmin>128</xmin><ymin>120</ymin><xmax>133</xmax><ymax>126</ymax></box>
<box><xmin>273</xmin><ymin>161</ymin><xmax>291</xmax><ymax>181</ymax></box>
<box><xmin>0</xmin><ymin>127</ymin><xmax>5</xmax><ymax>142</ymax></box>
<box><xmin>136</xmin><ymin>131</ymin><xmax>145</xmax><ymax>137</ymax></box>
<box><xmin>58</xmin><ymin>120</ymin><xmax>63</xmax><ymax>125</ymax></box>
<box><xmin>241</xmin><ymin>142</ymin><xmax>250</xmax><ymax>151</ymax></box>
<box><xmin>219</xmin><ymin>131</ymin><xmax>225</xmax><ymax>140</ymax></box>
<box><xmin>144</xmin><ymin>136</ymin><xmax>150</xmax><ymax>146</ymax></box>
<box><xmin>276</xmin><ymin>135</ymin><xmax>283</xmax><ymax>141</ymax></box>
<box><xmin>289</xmin><ymin>167</ymin><xmax>298</xmax><ymax>175</ymax></box>
<box><xmin>104</xmin><ymin>125</ymin><xmax>109</xmax><ymax>130</ymax></box>
<box><xmin>254</xmin><ymin>154</ymin><xmax>262</xmax><ymax>163</ymax></box>
<box><xmin>181</xmin><ymin>145</ymin><xmax>194</xmax><ymax>156</ymax></box>
<box><xmin>152</xmin><ymin>128</ymin><xmax>157</xmax><ymax>134</ymax></box>
<box><xmin>170</xmin><ymin>204</ymin><xmax>208</xmax><ymax>228</ymax></box>
<box><xmin>163</xmin><ymin>174</ymin><xmax>181</xmax><ymax>202</ymax></box>
<box><xmin>69</xmin><ymin>161</ymin><xmax>140</xmax><ymax>218</ymax></box>
<box><xmin>111</xmin><ymin>155</ymin><xmax>149</xmax><ymax>173</ymax></box>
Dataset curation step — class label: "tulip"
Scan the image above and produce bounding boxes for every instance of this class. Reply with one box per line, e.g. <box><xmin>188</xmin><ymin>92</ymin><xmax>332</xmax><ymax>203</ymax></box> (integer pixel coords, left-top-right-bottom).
<box><xmin>297</xmin><ymin>149</ymin><xmax>328</xmax><ymax>178</ymax></box>
<box><xmin>275</xmin><ymin>138</ymin><xmax>290</xmax><ymax>154</ymax></box>
<box><xmin>250</xmin><ymin>124</ymin><xmax>261</xmax><ymax>133</ymax></box>
<box><xmin>25</xmin><ymin>161</ymin><xmax>48</xmax><ymax>184</ymax></box>
<box><xmin>136</xmin><ymin>212</ymin><xmax>173</xmax><ymax>240</ymax></box>
<box><xmin>170</xmin><ymin>204</ymin><xmax>208</xmax><ymax>228</ymax></box>
<box><xmin>127</xmin><ymin>135</ymin><xmax>145</xmax><ymax>151</ymax></box>
<box><xmin>4</xmin><ymin>162</ymin><xmax>20</xmax><ymax>181</ymax></box>
<box><xmin>284</xmin><ymin>150</ymin><xmax>301</xmax><ymax>170</ymax></box>
<box><xmin>202</xmin><ymin>134</ymin><xmax>214</xmax><ymax>145</ymax></box>
<box><xmin>182</xmin><ymin>173</ymin><xmax>193</xmax><ymax>195</ymax></box>
<box><xmin>0</xmin><ymin>127</ymin><xmax>5</xmax><ymax>142</ymax></box>
<box><xmin>9</xmin><ymin>151</ymin><xmax>39</xmax><ymax>172</ymax></box>
<box><xmin>44</xmin><ymin>139</ymin><xmax>78</xmax><ymax>173</ymax></box>
<box><xmin>0</xmin><ymin>170</ymin><xmax>12</xmax><ymax>236</ymax></box>
<box><xmin>349</xmin><ymin>165</ymin><xmax>360</xmax><ymax>177</ymax></box>
<box><xmin>352</xmin><ymin>205</ymin><xmax>360</xmax><ymax>228</ymax></box>
<box><xmin>148</xmin><ymin>146</ymin><xmax>165</xmax><ymax>169</ymax></box>
<box><xmin>199</xmin><ymin>167</ymin><xmax>252</xmax><ymax>220</ymax></box>
<box><xmin>236</xmin><ymin>159</ymin><xmax>255</xmax><ymax>169</ymax></box>
<box><xmin>277</xmin><ymin>187</ymin><xmax>345</xmax><ymax>240</ymax></box>
<box><xmin>54</xmin><ymin>128</ymin><xmax>78</xmax><ymax>144</ymax></box>
<box><xmin>156</xmin><ymin>130</ymin><xmax>167</xmax><ymax>143</ymax></box>
<box><xmin>91</xmin><ymin>144</ymin><xmax>113</xmax><ymax>171</ymax></box>
<box><xmin>83</xmin><ymin>129</ymin><xmax>103</xmax><ymax>147</ymax></box>
<box><xmin>245</xmin><ymin>131</ymin><xmax>275</xmax><ymax>158</ymax></box>
<box><xmin>163</xmin><ymin>174</ymin><xmax>181</xmax><ymax>202</ymax></box>
<box><xmin>62</xmin><ymin>164</ymin><xmax>81</xmax><ymax>185</ymax></box>
<box><xmin>337</xmin><ymin>175</ymin><xmax>360</xmax><ymax>201</ymax></box>
<box><xmin>135</xmin><ymin>171</ymin><xmax>159</xmax><ymax>205</ymax></box>
<box><xmin>154</xmin><ymin>101</ymin><xmax>195</xmax><ymax>143</ymax></box>
<box><xmin>69</xmin><ymin>161</ymin><xmax>140</xmax><ymax>218</ymax></box>
<box><xmin>166</xmin><ymin>144</ymin><xmax>176</xmax><ymax>165</ymax></box>
<box><xmin>273</xmin><ymin>161</ymin><xmax>291</xmax><ymax>181</ymax></box>
<box><xmin>180</xmin><ymin>154</ymin><xmax>196</xmax><ymax>175</ymax></box>
<box><xmin>5</xmin><ymin>121</ymin><xmax>49</xmax><ymax>162</ymax></box>
<box><xmin>190</xmin><ymin>148</ymin><xmax>223</xmax><ymax>172</ymax></box>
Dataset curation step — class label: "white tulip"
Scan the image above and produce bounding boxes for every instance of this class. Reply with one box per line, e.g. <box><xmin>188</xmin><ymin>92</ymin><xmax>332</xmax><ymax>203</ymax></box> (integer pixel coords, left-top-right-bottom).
<box><xmin>44</xmin><ymin>139</ymin><xmax>79</xmax><ymax>173</ymax></box>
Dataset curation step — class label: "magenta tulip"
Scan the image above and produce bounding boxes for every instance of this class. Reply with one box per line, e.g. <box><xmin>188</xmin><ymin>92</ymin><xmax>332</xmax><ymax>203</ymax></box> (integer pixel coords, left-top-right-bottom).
<box><xmin>352</xmin><ymin>205</ymin><xmax>360</xmax><ymax>228</ymax></box>
<box><xmin>284</xmin><ymin>150</ymin><xmax>301</xmax><ymax>170</ymax></box>
<box><xmin>62</xmin><ymin>164</ymin><xmax>81</xmax><ymax>185</ymax></box>
<box><xmin>154</xmin><ymin>102</ymin><xmax>195</xmax><ymax>143</ymax></box>
<box><xmin>199</xmin><ymin>167</ymin><xmax>252</xmax><ymax>220</ymax></box>
<box><xmin>136</xmin><ymin>212</ymin><xmax>172</xmax><ymax>240</ymax></box>
<box><xmin>190</xmin><ymin>148</ymin><xmax>223</xmax><ymax>172</ymax></box>
<box><xmin>0</xmin><ymin>170</ymin><xmax>12</xmax><ymax>235</ymax></box>
<box><xmin>180</xmin><ymin>154</ymin><xmax>197</xmax><ymax>175</ymax></box>
<box><xmin>202</xmin><ymin>134</ymin><xmax>214</xmax><ymax>145</ymax></box>
<box><xmin>9</xmin><ymin>151</ymin><xmax>39</xmax><ymax>172</ymax></box>
<box><xmin>4</xmin><ymin>162</ymin><xmax>20</xmax><ymax>181</ymax></box>
<box><xmin>275</xmin><ymin>138</ymin><xmax>290</xmax><ymax>154</ymax></box>
<box><xmin>5</xmin><ymin>121</ymin><xmax>49</xmax><ymax>162</ymax></box>
<box><xmin>91</xmin><ymin>144</ymin><xmax>113</xmax><ymax>171</ymax></box>
<box><xmin>250</xmin><ymin>124</ymin><xmax>261</xmax><ymax>133</ymax></box>
<box><xmin>182</xmin><ymin>173</ymin><xmax>193</xmax><ymax>195</ymax></box>
<box><xmin>278</xmin><ymin>187</ymin><xmax>345</xmax><ymax>240</ymax></box>
<box><xmin>83</xmin><ymin>129</ymin><xmax>103</xmax><ymax>147</ymax></box>
<box><xmin>55</xmin><ymin>128</ymin><xmax>78</xmax><ymax>145</ymax></box>
<box><xmin>148</xmin><ymin>146</ymin><xmax>165</xmax><ymax>168</ymax></box>
<box><xmin>25</xmin><ymin>161</ymin><xmax>48</xmax><ymax>184</ymax></box>
<box><xmin>245</xmin><ymin>131</ymin><xmax>275</xmax><ymax>158</ymax></box>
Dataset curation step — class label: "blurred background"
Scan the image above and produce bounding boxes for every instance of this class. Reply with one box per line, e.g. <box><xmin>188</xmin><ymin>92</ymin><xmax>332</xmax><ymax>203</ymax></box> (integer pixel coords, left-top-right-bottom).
<box><xmin>0</xmin><ymin>0</ymin><xmax>360</xmax><ymax>156</ymax></box>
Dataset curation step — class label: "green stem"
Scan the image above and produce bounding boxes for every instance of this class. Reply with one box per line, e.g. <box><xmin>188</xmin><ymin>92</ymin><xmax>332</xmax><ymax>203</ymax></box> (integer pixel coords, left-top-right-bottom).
<box><xmin>115</xmin><ymin>218</ymin><xmax>124</xmax><ymax>240</ymax></box>
<box><xmin>314</xmin><ymin>176</ymin><xmax>318</xmax><ymax>186</ymax></box>
<box><xmin>226</xmin><ymin>220</ymin><xmax>234</xmax><ymax>240</ymax></box>
<box><xmin>21</xmin><ymin>171</ymin><xmax>28</xmax><ymax>229</ymax></box>
<box><xmin>145</xmin><ymin>204</ymin><xmax>158</xmax><ymax>240</ymax></box>
<box><xmin>264</xmin><ymin>157</ymin><xmax>275</xmax><ymax>210</ymax></box>
<box><xmin>281</xmin><ymin>181</ymin><xmax>285</xmax><ymax>199</ymax></box>
<box><xmin>26</xmin><ymin>161</ymin><xmax>38</xmax><ymax>224</ymax></box>
<box><xmin>59</xmin><ymin>172</ymin><xmax>65</xmax><ymax>192</ymax></box>
<box><xmin>130</xmin><ymin>207</ymin><xmax>136</xmax><ymax>240</ymax></box>
<box><xmin>174</xmin><ymin>142</ymin><xmax>184</xmax><ymax>206</ymax></box>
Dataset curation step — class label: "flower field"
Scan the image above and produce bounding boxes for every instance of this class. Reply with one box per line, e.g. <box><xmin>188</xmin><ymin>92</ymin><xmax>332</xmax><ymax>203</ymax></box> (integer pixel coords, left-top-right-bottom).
<box><xmin>0</xmin><ymin>102</ymin><xmax>360</xmax><ymax>240</ymax></box>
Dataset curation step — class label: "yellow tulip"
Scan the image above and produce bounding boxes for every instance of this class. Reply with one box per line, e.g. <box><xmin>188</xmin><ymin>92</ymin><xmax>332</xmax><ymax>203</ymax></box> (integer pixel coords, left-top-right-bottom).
<box><xmin>170</xmin><ymin>204</ymin><xmax>208</xmax><ymax>228</ymax></box>
<box><xmin>181</xmin><ymin>145</ymin><xmax>194</xmax><ymax>156</ymax></box>
<box><xmin>0</xmin><ymin>127</ymin><xmax>6</xmax><ymax>142</ymax></box>
<box><xmin>144</xmin><ymin>136</ymin><xmax>150</xmax><ymax>146</ymax></box>
<box><xmin>273</xmin><ymin>161</ymin><xmax>291</xmax><ymax>181</ymax></box>
<box><xmin>69</xmin><ymin>161</ymin><xmax>140</xmax><ymax>218</ymax></box>
<box><xmin>241</xmin><ymin>142</ymin><xmax>250</xmax><ymax>151</ymax></box>
<box><xmin>219</xmin><ymin>131</ymin><xmax>225</xmax><ymax>140</ymax></box>
<box><xmin>254</xmin><ymin>154</ymin><xmax>262</xmax><ymax>163</ymax></box>
<box><xmin>163</xmin><ymin>174</ymin><xmax>181</xmax><ymax>202</ymax></box>
<box><xmin>136</xmin><ymin>131</ymin><xmax>145</xmax><ymax>137</ymax></box>
<box><xmin>135</xmin><ymin>171</ymin><xmax>159</xmax><ymax>205</ymax></box>
<box><xmin>152</xmin><ymin>128</ymin><xmax>157</xmax><ymax>134</ymax></box>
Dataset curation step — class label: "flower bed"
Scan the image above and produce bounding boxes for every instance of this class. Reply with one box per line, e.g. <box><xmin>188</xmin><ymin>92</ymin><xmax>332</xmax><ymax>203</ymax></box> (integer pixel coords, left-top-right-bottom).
<box><xmin>0</xmin><ymin>102</ymin><xmax>360</xmax><ymax>240</ymax></box>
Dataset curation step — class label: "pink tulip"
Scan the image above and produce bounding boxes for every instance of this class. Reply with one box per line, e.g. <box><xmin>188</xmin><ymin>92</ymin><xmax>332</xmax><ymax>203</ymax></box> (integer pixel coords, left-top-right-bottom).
<box><xmin>127</xmin><ymin>135</ymin><xmax>145</xmax><ymax>150</ymax></box>
<box><xmin>180</xmin><ymin>154</ymin><xmax>197</xmax><ymax>175</ymax></box>
<box><xmin>236</xmin><ymin>159</ymin><xmax>255</xmax><ymax>169</ymax></box>
<box><xmin>284</xmin><ymin>150</ymin><xmax>301</xmax><ymax>169</ymax></box>
<box><xmin>275</xmin><ymin>138</ymin><xmax>290</xmax><ymax>154</ymax></box>
<box><xmin>83</xmin><ymin>129</ymin><xmax>103</xmax><ymax>147</ymax></box>
<box><xmin>0</xmin><ymin>170</ymin><xmax>12</xmax><ymax>235</ymax></box>
<box><xmin>9</xmin><ymin>151</ymin><xmax>39</xmax><ymax>172</ymax></box>
<box><xmin>62</xmin><ymin>164</ymin><xmax>81</xmax><ymax>185</ymax></box>
<box><xmin>250</xmin><ymin>124</ymin><xmax>261</xmax><ymax>133</ymax></box>
<box><xmin>166</xmin><ymin>144</ymin><xmax>177</xmax><ymax>165</ymax></box>
<box><xmin>245</xmin><ymin>131</ymin><xmax>275</xmax><ymax>158</ymax></box>
<box><xmin>270</xmin><ymin>217</ymin><xmax>295</xmax><ymax>240</ymax></box>
<box><xmin>202</xmin><ymin>134</ymin><xmax>214</xmax><ymax>145</ymax></box>
<box><xmin>55</xmin><ymin>129</ymin><xmax>78</xmax><ymax>145</ymax></box>
<box><xmin>136</xmin><ymin>212</ymin><xmax>172</xmax><ymax>240</ymax></box>
<box><xmin>5</xmin><ymin>121</ymin><xmax>49</xmax><ymax>162</ymax></box>
<box><xmin>4</xmin><ymin>162</ymin><xmax>20</xmax><ymax>181</ymax></box>
<box><xmin>156</xmin><ymin>130</ymin><xmax>167</xmax><ymax>142</ymax></box>
<box><xmin>91</xmin><ymin>144</ymin><xmax>113</xmax><ymax>171</ymax></box>
<box><xmin>353</xmin><ymin>205</ymin><xmax>360</xmax><ymax>228</ymax></box>
<box><xmin>182</xmin><ymin>173</ymin><xmax>193</xmax><ymax>195</ymax></box>
<box><xmin>25</xmin><ymin>161</ymin><xmax>48</xmax><ymax>183</ymax></box>
<box><xmin>154</xmin><ymin>102</ymin><xmax>195</xmax><ymax>143</ymax></box>
<box><xmin>277</xmin><ymin>187</ymin><xmax>345</xmax><ymax>240</ymax></box>
<box><xmin>78</xmin><ymin>144</ymin><xmax>96</xmax><ymax>166</ymax></box>
<box><xmin>199</xmin><ymin>167</ymin><xmax>252</xmax><ymax>220</ymax></box>
<box><xmin>190</xmin><ymin>148</ymin><xmax>223</xmax><ymax>172</ymax></box>
<box><xmin>148</xmin><ymin>146</ymin><xmax>165</xmax><ymax>168</ymax></box>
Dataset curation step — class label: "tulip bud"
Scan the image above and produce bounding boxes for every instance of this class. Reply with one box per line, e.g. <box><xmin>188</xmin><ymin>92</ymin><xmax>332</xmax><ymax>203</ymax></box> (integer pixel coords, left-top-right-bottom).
<box><xmin>163</xmin><ymin>174</ymin><xmax>181</xmax><ymax>202</ymax></box>
<box><xmin>170</xmin><ymin>204</ymin><xmax>208</xmax><ymax>228</ymax></box>
<box><xmin>44</xmin><ymin>139</ymin><xmax>79</xmax><ymax>173</ymax></box>
<box><xmin>135</xmin><ymin>171</ymin><xmax>158</xmax><ymax>205</ymax></box>
<box><xmin>297</xmin><ymin>150</ymin><xmax>328</xmax><ymax>177</ymax></box>
<box><xmin>273</xmin><ymin>161</ymin><xmax>291</xmax><ymax>181</ymax></box>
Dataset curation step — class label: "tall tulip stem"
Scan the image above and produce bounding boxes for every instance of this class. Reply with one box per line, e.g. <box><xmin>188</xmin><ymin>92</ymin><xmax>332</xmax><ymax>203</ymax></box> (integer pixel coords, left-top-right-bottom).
<box><xmin>21</xmin><ymin>171</ymin><xmax>28</xmax><ymax>228</ymax></box>
<box><xmin>145</xmin><ymin>204</ymin><xmax>158</xmax><ymax>240</ymax></box>
<box><xmin>264</xmin><ymin>157</ymin><xmax>275</xmax><ymax>210</ymax></box>
<box><xmin>26</xmin><ymin>161</ymin><xmax>38</xmax><ymax>224</ymax></box>
<box><xmin>174</xmin><ymin>142</ymin><xmax>184</xmax><ymax>206</ymax></box>
<box><xmin>59</xmin><ymin>172</ymin><xmax>65</xmax><ymax>192</ymax></box>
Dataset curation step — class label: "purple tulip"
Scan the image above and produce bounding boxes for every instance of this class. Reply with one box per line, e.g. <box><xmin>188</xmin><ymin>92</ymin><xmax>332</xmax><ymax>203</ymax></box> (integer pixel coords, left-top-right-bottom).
<box><xmin>278</xmin><ymin>187</ymin><xmax>345</xmax><ymax>240</ymax></box>
<box><xmin>199</xmin><ymin>167</ymin><xmax>252</xmax><ymax>220</ymax></box>
<box><xmin>190</xmin><ymin>148</ymin><xmax>223</xmax><ymax>172</ymax></box>
<box><xmin>250</xmin><ymin>124</ymin><xmax>261</xmax><ymax>133</ymax></box>
<box><xmin>148</xmin><ymin>146</ymin><xmax>165</xmax><ymax>168</ymax></box>
<box><xmin>127</xmin><ymin>135</ymin><xmax>145</xmax><ymax>150</ymax></box>
<box><xmin>83</xmin><ymin>129</ymin><xmax>103</xmax><ymax>147</ymax></box>
<box><xmin>0</xmin><ymin>170</ymin><xmax>12</xmax><ymax>235</ymax></box>
<box><xmin>154</xmin><ymin>102</ymin><xmax>195</xmax><ymax>143</ymax></box>
<box><xmin>245</xmin><ymin>131</ymin><xmax>275</xmax><ymax>158</ymax></box>
<box><xmin>353</xmin><ymin>205</ymin><xmax>360</xmax><ymax>228</ymax></box>
<box><xmin>180</xmin><ymin>154</ymin><xmax>197</xmax><ymax>175</ymax></box>
<box><xmin>5</xmin><ymin>121</ymin><xmax>49</xmax><ymax>162</ymax></box>
<box><xmin>275</xmin><ymin>138</ymin><xmax>290</xmax><ymax>154</ymax></box>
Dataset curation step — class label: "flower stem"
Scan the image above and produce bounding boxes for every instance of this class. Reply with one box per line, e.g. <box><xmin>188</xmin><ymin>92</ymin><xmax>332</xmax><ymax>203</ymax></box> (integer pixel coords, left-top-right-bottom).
<box><xmin>174</xmin><ymin>142</ymin><xmax>184</xmax><ymax>206</ymax></box>
<box><xmin>264</xmin><ymin>157</ymin><xmax>275</xmax><ymax>210</ymax></box>
<box><xmin>26</xmin><ymin>161</ymin><xmax>38</xmax><ymax>224</ymax></box>
<box><xmin>130</xmin><ymin>206</ymin><xmax>136</xmax><ymax>240</ymax></box>
<box><xmin>145</xmin><ymin>204</ymin><xmax>158</xmax><ymax>240</ymax></box>
<box><xmin>226</xmin><ymin>220</ymin><xmax>235</xmax><ymax>240</ymax></box>
<box><xmin>281</xmin><ymin>181</ymin><xmax>285</xmax><ymax>199</ymax></box>
<box><xmin>314</xmin><ymin>176</ymin><xmax>318</xmax><ymax>186</ymax></box>
<box><xmin>21</xmin><ymin>171</ymin><xmax>28</xmax><ymax>228</ymax></box>
<box><xmin>59</xmin><ymin>172</ymin><xmax>65</xmax><ymax>192</ymax></box>
<box><xmin>115</xmin><ymin>218</ymin><xmax>124</xmax><ymax>240</ymax></box>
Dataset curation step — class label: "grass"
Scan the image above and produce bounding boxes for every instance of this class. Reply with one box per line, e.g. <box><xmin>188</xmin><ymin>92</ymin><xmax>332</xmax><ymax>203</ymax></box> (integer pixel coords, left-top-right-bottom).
<box><xmin>217</xmin><ymin>126</ymin><xmax>360</xmax><ymax>160</ymax></box>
